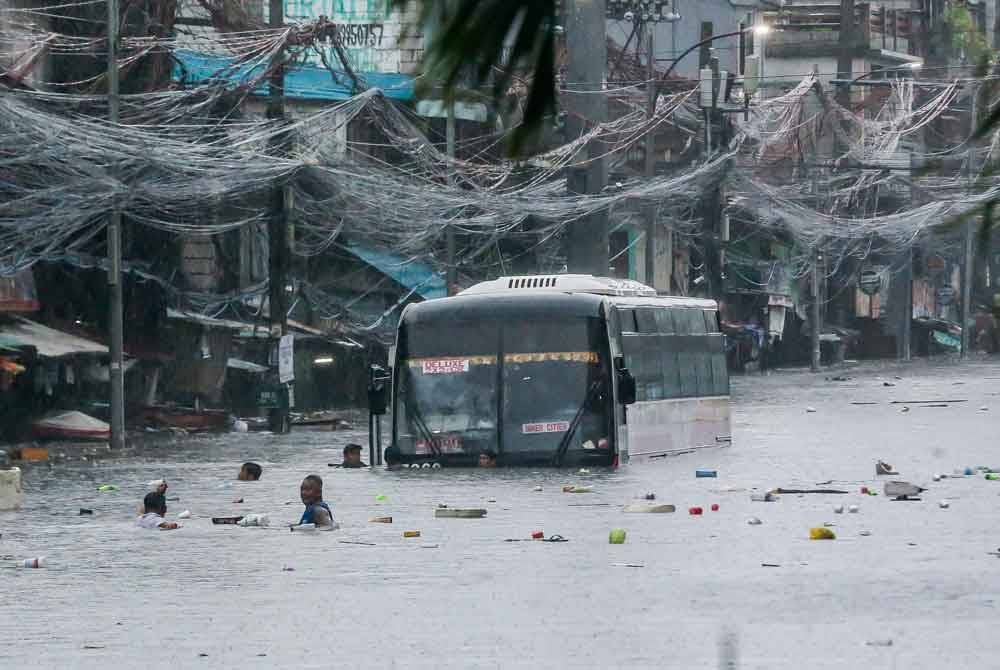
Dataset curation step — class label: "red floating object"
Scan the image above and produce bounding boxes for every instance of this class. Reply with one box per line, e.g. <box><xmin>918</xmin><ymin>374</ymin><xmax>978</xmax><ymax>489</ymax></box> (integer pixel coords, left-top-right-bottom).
<box><xmin>711</xmin><ymin>504</ymin><xmax>719</xmax><ymax>512</ymax></box>
<box><xmin>689</xmin><ymin>507</ymin><xmax>703</xmax><ymax>515</ymax></box>
<box><xmin>531</xmin><ymin>531</ymin><xmax>544</xmax><ymax>539</ymax></box>
<box><xmin>860</xmin><ymin>487</ymin><xmax>869</xmax><ymax>494</ymax></box>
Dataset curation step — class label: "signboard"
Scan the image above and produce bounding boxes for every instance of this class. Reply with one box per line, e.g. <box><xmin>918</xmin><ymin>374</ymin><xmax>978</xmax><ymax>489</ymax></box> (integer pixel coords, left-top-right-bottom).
<box><xmin>284</xmin><ymin>0</ymin><xmax>416</xmax><ymax>75</ymax></box>
<box><xmin>278</xmin><ymin>334</ymin><xmax>295</xmax><ymax>383</ymax></box>
<box><xmin>522</xmin><ymin>421</ymin><xmax>571</xmax><ymax>435</ymax></box>
<box><xmin>936</xmin><ymin>286</ymin><xmax>956</xmax><ymax>305</ymax></box>
<box><xmin>420</xmin><ymin>359</ymin><xmax>469</xmax><ymax>375</ymax></box>
<box><xmin>859</xmin><ymin>270</ymin><xmax>882</xmax><ymax>296</ymax></box>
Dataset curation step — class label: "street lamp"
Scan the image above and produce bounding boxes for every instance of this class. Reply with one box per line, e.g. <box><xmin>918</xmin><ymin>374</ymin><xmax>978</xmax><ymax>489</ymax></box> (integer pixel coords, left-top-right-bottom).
<box><xmin>661</xmin><ymin>23</ymin><xmax>771</xmax><ymax>82</ymax></box>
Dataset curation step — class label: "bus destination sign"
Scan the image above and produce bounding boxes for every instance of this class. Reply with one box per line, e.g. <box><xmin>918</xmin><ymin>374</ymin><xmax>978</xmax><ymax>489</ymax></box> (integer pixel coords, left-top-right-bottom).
<box><xmin>522</xmin><ymin>421</ymin><xmax>570</xmax><ymax>434</ymax></box>
<box><xmin>421</xmin><ymin>359</ymin><xmax>470</xmax><ymax>375</ymax></box>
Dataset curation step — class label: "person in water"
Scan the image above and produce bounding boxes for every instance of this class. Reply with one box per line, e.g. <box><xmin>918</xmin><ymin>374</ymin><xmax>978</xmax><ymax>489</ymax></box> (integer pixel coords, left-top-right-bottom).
<box><xmin>384</xmin><ymin>445</ymin><xmax>403</xmax><ymax>470</ymax></box>
<box><xmin>478</xmin><ymin>450</ymin><xmax>497</xmax><ymax>468</ymax></box>
<box><xmin>238</xmin><ymin>462</ymin><xmax>262</xmax><ymax>481</ymax></box>
<box><xmin>137</xmin><ymin>492</ymin><xmax>178</xmax><ymax>530</ymax></box>
<box><xmin>341</xmin><ymin>443</ymin><xmax>367</xmax><ymax>468</ymax></box>
<box><xmin>299</xmin><ymin>474</ymin><xmax>336</xmax><ymax>528</ymax></box>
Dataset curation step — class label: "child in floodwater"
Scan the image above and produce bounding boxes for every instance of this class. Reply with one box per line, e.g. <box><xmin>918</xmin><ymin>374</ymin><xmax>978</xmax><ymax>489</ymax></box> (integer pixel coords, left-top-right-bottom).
<box><xmin>137</xmin><ymin>492</ymin><xmax>178</xmax><ymax>530</ymax></box>
<box><xmin>238</xmin><ymin>462</ymin><xmax>262</xmax><ymax>481</ymax></box>
<box><xmin>298</xmin><ymin>474</ymin><xmax>337</xmax><ymax>528</ymax></box>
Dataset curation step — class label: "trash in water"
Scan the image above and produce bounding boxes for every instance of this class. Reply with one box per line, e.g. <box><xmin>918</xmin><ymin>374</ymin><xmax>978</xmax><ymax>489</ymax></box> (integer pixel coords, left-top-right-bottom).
<box><xmin>623</xmin><ymin>503</ymin><xmax>674</xmax><ymax>513</ymax></box>
<box><xmin>695</xmin><ymin>469</ymin><xmax>717</xmax><ymax>478</ymax></box>
<box><xmin>608</xmin><ymin>529</ymin><xmax>627</xmax><ymax>544</ymax></box>
<box><xmin>865</xmin><ymin>639</ymin><xmax>893</xmax><ymax>647</ymax></box>
<box><xmin>435</xmin><ymin>507</ymin><xmax>487</xmax><ymax>518</ymax></box>
<box><xmin>403</xmin><ymin>530</ymin><xmax>421</xmax><ymax>538</ymax></box>
<box><xmin>282</xmin><ymin>566</ymin><xmax>295</xmax><ymax>572</ymax></box>
<box><xmin>833</xmin><ymin>505</ymin><xmax>844</xmax><ymax>514</ymax></box>
<box><xmin>939</xmin><ymin>500</ymin><xmax>950</xmax><ymax>509</ymax></box>
<box><xmin>848</xmin><ymin>505</ymin><xmax>859</xmax><ymax>514</ymax></box>
<box><xmin>375</xmin><ymin>495</ymin><xmax>387</xmax><ymax>502</ymax></box>
<box><xmin>747</xmin><ymin>517</ymin><xmax>762</xmax><ymax>525</ymax></box>
<box><xmin>232</xmin><ymin>498</ymin><xmax>244</xmax><ymax>504</ymax></box>
<box><xmin>290</xmin><ymin>523</ymin><xmax>316</xmax><ymax>532</ymax></box>
<box><xmin>986</xmin><ymin>473</ymin><xmax>1000</xmax><ymax>481</ymax></box>
<box><xmin>806</xmin><ymin>407</ymin><xmax>817</xmax><ymax>413</ymax></box>
<box><xmin>883</xmin><ymin>382</ymin><xmax>895</xmax><ymax>387</ymax></box>
<box><xmin>711</xmin><ymin>504</ymin><xmax>720</xmax><ymax>511</ymax></box>
<box><xmin>370</xmin><ymin>516</ymin><xmax>392</xmax><ymax>523</ymax></box>
<box><xmin>421</xmin><ymin>544</ymin><xmax>439</xmax><ymax>548</ymax></box>
<box><xmin>177</xmin><ymin>510</ymin><xmax>191</xmax><ymax>519</ymax></box>
<box><xmin>885</xmin><ymin>481</ymin><xmax>926</xmax><ymax>500</ymax></box>
<box><xmin>531</xmin><ymin>531</ymin><xmax>545</xmax><ymax>539</ymax></box>
<box><xmin>563</xmin><ymin>485</ymin><xmax>592</xmax><ymax>493</ymax></box>
<box><xmin>809</xmin><ymin>527</ymin><xmax>836</xmax><ymax>540</ymax></box>
<box><xmin>876</xmin><ymin>460</ymin><xmax>898</xmax><ymax>476</ymax></box>
<box><xmin>577</xmin><ymin>468</ymin><xmax>591</xmax><ymax>475</ymax></box>
<box><xmin>533</xmin><ymin>486</ymin><xmax>543</xmax><ymax>492</ymax></box>
<box><xmin>486</xmin><ymin>498</ymin><xmax>497</xmax><ymax>503</ymax></box>
<box><xmin>859</xmin><ymin>530</ymin><xmax>871</xmax><ymax>536</ymax></box>
<box><xmin>964</xmin><ymin>467</ymin><xmax>975</xmax><ymax>476</ymax></box>
<box><xmin>82</xmin><ymin>644</ymin><xmax>105</xmax><ymax>650</ymax></box>
<box><xmin>96</xmin><ymin>485</ymin><xmax>118</xmax><ymax>492</ymax></box>
<box><xmin>980</xmin><ymin>406</ymin><xmax>989</xmax><ymax>411</ymax></box>
<box><xmin>751</xmin><ymin>491</ymin><xmax>777</xmax><ymax>502</ymax></box>
<box><xmin>823</xmin><ymin>522</ymin><xmax>836</xmax><ymax>527</ymax></box>
<box><xmin>901</xmin><ymin>406</ymin><xmax>910</xmax><ymax>413</ymax></box>
<box><xmin>212</xmin><ymin>516</ymin><xmax>244</xmax><ymax>525</ymax></box>
<box><xmin>932</xmin><ymin>474</ymin><xmax>942</xmax><ymax>482</ymax></box>
<box><xmin>689</xmin><ymin>507</ymin><xmax>703</xmax><ymax>516</ymax></box>
<box><xmin>338</xmin><ymin>540</ymin><xmax>376</xmax><ymax>546</ymax></box>
<box><xmin>21</xmin><ymin>557</ymin><xmax>46</xmax><ymax>568</ymax></box>
<box><xmin>612</xmin><ymin>563</ymin><xmax>644</xmax><ymax>568</ymax></box>
<box><xmin>644</xmin><ymin>493</ymin><xmax>656</xmax><ymax>500</ymax></box>
<box><xmin>79</xmin><ymin>508</ymin><xmax>93</xmax><ymax>515</ymax></box>
<box><xmin>237</xmin><ymin>513</ymin><xmax>270</xmax><ymax>527</ymax></box>
<box><xmin>761</xmin><ymin>563</ymin><xmax>780</xmax><ymax>567</ymax></box>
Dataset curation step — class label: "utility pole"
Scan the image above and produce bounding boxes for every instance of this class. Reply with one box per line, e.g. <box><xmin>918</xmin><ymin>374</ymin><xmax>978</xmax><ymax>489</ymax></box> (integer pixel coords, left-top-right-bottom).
<box><xmin>267</xmin><ymin>0</ymin><xmax>291</xmax><ymax>433</ymax></box>
<box><xmin>446</xmin><ymin>102</ymin><xmax>457</xmax><ymax>294</ymax></box>
<box><xmin>642</xmin><ymin>25</ymin><xmax>667</xmax><ymax>292</ymax></box>
<box><xmin>811</xmin><ymin>174</ymin><xmax>822</xmax><ymax>372</ymax></box>
<box><xmin>107</xmin><ymin>0</ymin><xmax>125</xmax><ymax>449</ymax></box>
<box><xmin>836</xmin><ymin>0</ymin><xmax>855</xmax><ymax>108</ymax></box>
<box><xmin>564</xmin><ymin>0</ymin><xmax>608</xmax><ymax>276</ymax></box>
<box><xmin>961</xmin><ymin>86</ymin><xmax>978</xmax><ymax>359</ymax></box>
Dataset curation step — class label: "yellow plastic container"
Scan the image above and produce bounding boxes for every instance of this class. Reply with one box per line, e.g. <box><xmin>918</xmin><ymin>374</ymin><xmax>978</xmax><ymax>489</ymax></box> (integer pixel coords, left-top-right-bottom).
<box><xmin>810</xmin><ymin>527</ymin><xmax>836</xmax><ymax>540</ymax></box>
<box><xmin>403</xmin><ymin>530</ymin><xmax>421</xmax><ymax>538</ymax></box>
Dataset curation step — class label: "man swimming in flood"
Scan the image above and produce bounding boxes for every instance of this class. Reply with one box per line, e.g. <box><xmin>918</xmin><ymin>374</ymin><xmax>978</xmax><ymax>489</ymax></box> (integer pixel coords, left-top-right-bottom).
<box><xmin>341</xmin><ymin>444</ymin><xmax>367</xmax><ymax>468</ymax></box>
<box><xmin>238</xmin><ymin>462</ymin><xmax>262</xmax><ymax>481</ymax></box>
<box><xmin>137</xmin><ymin>492</ymin><xmax>179</xmax><ymax>530</ymax></box>
<box><xmin>478</xmin><ymin>450</ymin><xmax>497</xmax><ymax>468</ymax></box>
<box><xmin>299</xmin><ymin>474</ymin><xmax>337</xmax><ymax>528</ymax></box>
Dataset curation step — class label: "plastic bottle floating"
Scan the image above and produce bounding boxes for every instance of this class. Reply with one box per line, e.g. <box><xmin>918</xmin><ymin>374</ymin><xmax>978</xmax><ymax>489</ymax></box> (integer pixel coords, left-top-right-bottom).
<box><xmin>809</xmin><ymin>527</ymin><xmax>836</xmax><ymax>540</ymax></box>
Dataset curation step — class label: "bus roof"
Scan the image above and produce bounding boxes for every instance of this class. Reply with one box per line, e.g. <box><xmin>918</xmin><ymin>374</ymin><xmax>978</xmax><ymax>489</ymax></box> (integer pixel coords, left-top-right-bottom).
<box><xmin>460</xmin><ymin>274</ymin><xmax>657</xmax><ymax>297</ymax></box>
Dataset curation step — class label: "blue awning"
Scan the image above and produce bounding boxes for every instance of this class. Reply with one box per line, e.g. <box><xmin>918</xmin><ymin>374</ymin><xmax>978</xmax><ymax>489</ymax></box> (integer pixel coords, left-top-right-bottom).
<box><xmin>173</xmin><ymin>50</ymin><xmax>415</xmax><ymax>102</ymax></box>
<box><xmin>345</xmin><ymin>244</ymin><xmax>446</xmax><ymax>300</ymax></box>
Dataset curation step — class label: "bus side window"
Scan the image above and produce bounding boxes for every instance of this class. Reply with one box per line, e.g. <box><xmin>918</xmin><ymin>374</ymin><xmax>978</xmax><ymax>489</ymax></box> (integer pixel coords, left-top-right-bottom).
<box><xmin>621</xmin><ymin>335</ymin><xmax>644</xmax><ymax>400</ymax></box>
<box><xmin>642</xmin><ymin>337</ymin><xmax>664</xmax><ymax>400</ymax></box>
<box><xmin>703</xmin><ymin>310</ymin><xmax>719</xmax><ymax>333</ymax></box>
<box><xmin>662</xmin><ymin>340</ymin><xmax>681</xmax><ymax>397</ymax></box>
<box><xmin>675</xmin><ymin>332</ymin><xmax>698</xmax><ymax>397</ymax></box>
<box><xmin>635</xmin><ymin>309</ymin><xmax>658</xmax><ymax>334</ymax></box>
<box><xmin>709</xmin><ymin>335</ymin><xmax>729</xmax><ymax>395</ymax></box>
<box><xmin>619</xmin><ymin>308</ymin><xmax>638</xmax><ymax>333</ymax></box>
<box><xmin>655</xmin><ymin>309</ymin><xmax>675</xmax><ymax>334</ymax></box>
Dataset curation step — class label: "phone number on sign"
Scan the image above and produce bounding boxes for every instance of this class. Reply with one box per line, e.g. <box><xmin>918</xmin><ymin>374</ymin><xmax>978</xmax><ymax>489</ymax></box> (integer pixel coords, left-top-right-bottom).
<box><xmin>318</xmin><ymin>23</ymin><xmax>385</xmax><ymax>48</ymax></box>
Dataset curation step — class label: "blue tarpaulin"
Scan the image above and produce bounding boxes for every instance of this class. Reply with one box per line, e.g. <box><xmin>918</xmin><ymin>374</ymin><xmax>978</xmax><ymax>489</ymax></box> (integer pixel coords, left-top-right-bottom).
<box><xmin>173</xmin><ymin>50</ymin><xmax>415</xmax><ymax>102</ymax></box>
<box><xmin>345</xmin><ymin>244</ymin><xmax>446</xmax><ymax>300</ymax></box>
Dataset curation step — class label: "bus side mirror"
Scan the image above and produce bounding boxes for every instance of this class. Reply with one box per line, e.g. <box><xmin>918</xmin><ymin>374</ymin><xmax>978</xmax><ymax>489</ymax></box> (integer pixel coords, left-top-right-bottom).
<box><xmin>618</xmin><ymin>368</ymin><xmax>637</xmax><ymax>406</ymax></box>
<box><xmin>368</xmin><ymin>364</ymin><xmax>388</xmax><ymax>416</ymax></box>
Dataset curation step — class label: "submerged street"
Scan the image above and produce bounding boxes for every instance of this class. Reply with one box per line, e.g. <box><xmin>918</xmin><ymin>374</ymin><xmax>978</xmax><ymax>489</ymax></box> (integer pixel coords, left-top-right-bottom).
<box><xmin>3</xmin><ymin>359</ymin><xmax>1000</xmax><ymax>669</ymax></box>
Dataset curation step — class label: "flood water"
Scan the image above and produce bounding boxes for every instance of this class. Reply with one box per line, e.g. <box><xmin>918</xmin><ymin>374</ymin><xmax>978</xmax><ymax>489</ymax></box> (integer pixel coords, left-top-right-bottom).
<box><xmin>3</xmin><ymin>358</ymin><xmax>1000</xmax><ymax>669</ymax></box>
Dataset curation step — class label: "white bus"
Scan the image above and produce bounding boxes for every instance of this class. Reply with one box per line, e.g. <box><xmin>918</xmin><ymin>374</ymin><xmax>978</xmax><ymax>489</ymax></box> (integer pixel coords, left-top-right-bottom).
<box><xmin>368</xmin><ymin>275</ymin><xmax>731</xmax><ymax>467</ymax></box>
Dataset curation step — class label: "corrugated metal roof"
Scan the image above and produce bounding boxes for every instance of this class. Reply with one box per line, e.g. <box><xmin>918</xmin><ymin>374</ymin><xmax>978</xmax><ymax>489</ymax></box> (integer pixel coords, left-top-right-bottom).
<box><xmin>0</xmin><ymin>317</ymin><xmax>107</xmax><ymax>357</ymax></box>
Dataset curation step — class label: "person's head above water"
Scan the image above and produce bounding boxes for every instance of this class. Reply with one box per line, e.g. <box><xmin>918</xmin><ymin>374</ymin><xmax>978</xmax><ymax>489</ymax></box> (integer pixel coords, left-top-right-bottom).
<box><xmin>342</xmin><ymin>443</ymin><xmax>364</xmax><ymax>467</ymax></box>
<box><xmin>143</xmin><ymin>492</ymin><xmax>167</xmax><ymax>516</ymax></box>
<box><xmin>300</xmin><ymin>474</ymin><xmax>324</xmax><ymax>505</ymax></box>
<box><xmin>384</xmin><ymin>445</ymin><xmax>401</xmax><ymax>466</ymax></box>
<box><xmin>238</xmin><ymin>462</ymin><xmax>262</xmax><ymax>481</ymax></box>
<box><xmin>478</xmin><ymin>450</ymin><xmax>497</xmax><ymax>468</ymax></box>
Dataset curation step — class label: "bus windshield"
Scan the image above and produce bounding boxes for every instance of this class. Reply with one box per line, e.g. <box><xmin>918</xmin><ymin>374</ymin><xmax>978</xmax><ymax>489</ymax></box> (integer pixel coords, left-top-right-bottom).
<box><xmin>395</xmin><ymin>316</ymin><xmax>613</xmax><ymax>465</ymax></box>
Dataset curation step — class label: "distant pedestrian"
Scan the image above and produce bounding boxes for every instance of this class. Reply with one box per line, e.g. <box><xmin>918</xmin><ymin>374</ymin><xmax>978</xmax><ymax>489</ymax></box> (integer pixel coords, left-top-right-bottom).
<box><xmin>299</xmin><ymin>474</ymin><xmax>336</xmax><ymax>528</ymax></box>
<box><xmin>341</xmin><ymin>444</ymin><xmax>367</xmax><ymax>468</ymax></box>
<box><xmin>137</xmin><ymin>492</ymin><xmax>178</xmax><ymax>530</ymax></box>
<box><xmin>238</xmin><ymin>462</ymin><xmax>262</xmax><ymax>481</ymax></box>
<box><xmin>478</xmin><ymin>450</ymin><xmax>497</xmax><ymax>468</ymax></box>
<box><xmin>384</xmin><ymin>445</ymin><xmax>403</xmax><ymax>470</ymax></box>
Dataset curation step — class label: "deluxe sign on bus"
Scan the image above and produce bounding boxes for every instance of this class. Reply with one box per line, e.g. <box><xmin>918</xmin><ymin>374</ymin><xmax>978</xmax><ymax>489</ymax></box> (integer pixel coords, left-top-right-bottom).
<box><xmin>421</xmin><ymin>358</ymin><xmax>470</xmax><ymax>375</ymax></box>
<box><xmin>522</xmin><ymin>421</ymin><xmax>570</xmax><ymax>434</ymax></box>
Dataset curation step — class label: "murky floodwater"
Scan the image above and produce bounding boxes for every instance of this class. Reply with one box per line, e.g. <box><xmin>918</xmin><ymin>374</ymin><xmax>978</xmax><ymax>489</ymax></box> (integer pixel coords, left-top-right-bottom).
<box><xmin>3</xmin><ymin>358</ymin><xmax>1000</xmax><ymax>669</ymax></box>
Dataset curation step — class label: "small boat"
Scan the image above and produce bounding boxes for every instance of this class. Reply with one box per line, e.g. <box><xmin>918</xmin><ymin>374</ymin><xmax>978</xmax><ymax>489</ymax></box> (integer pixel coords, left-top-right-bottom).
<box><xmin>32</xmin><ymin>410</ymin><xmax>110</xmax><ymax>441</ymax></box>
